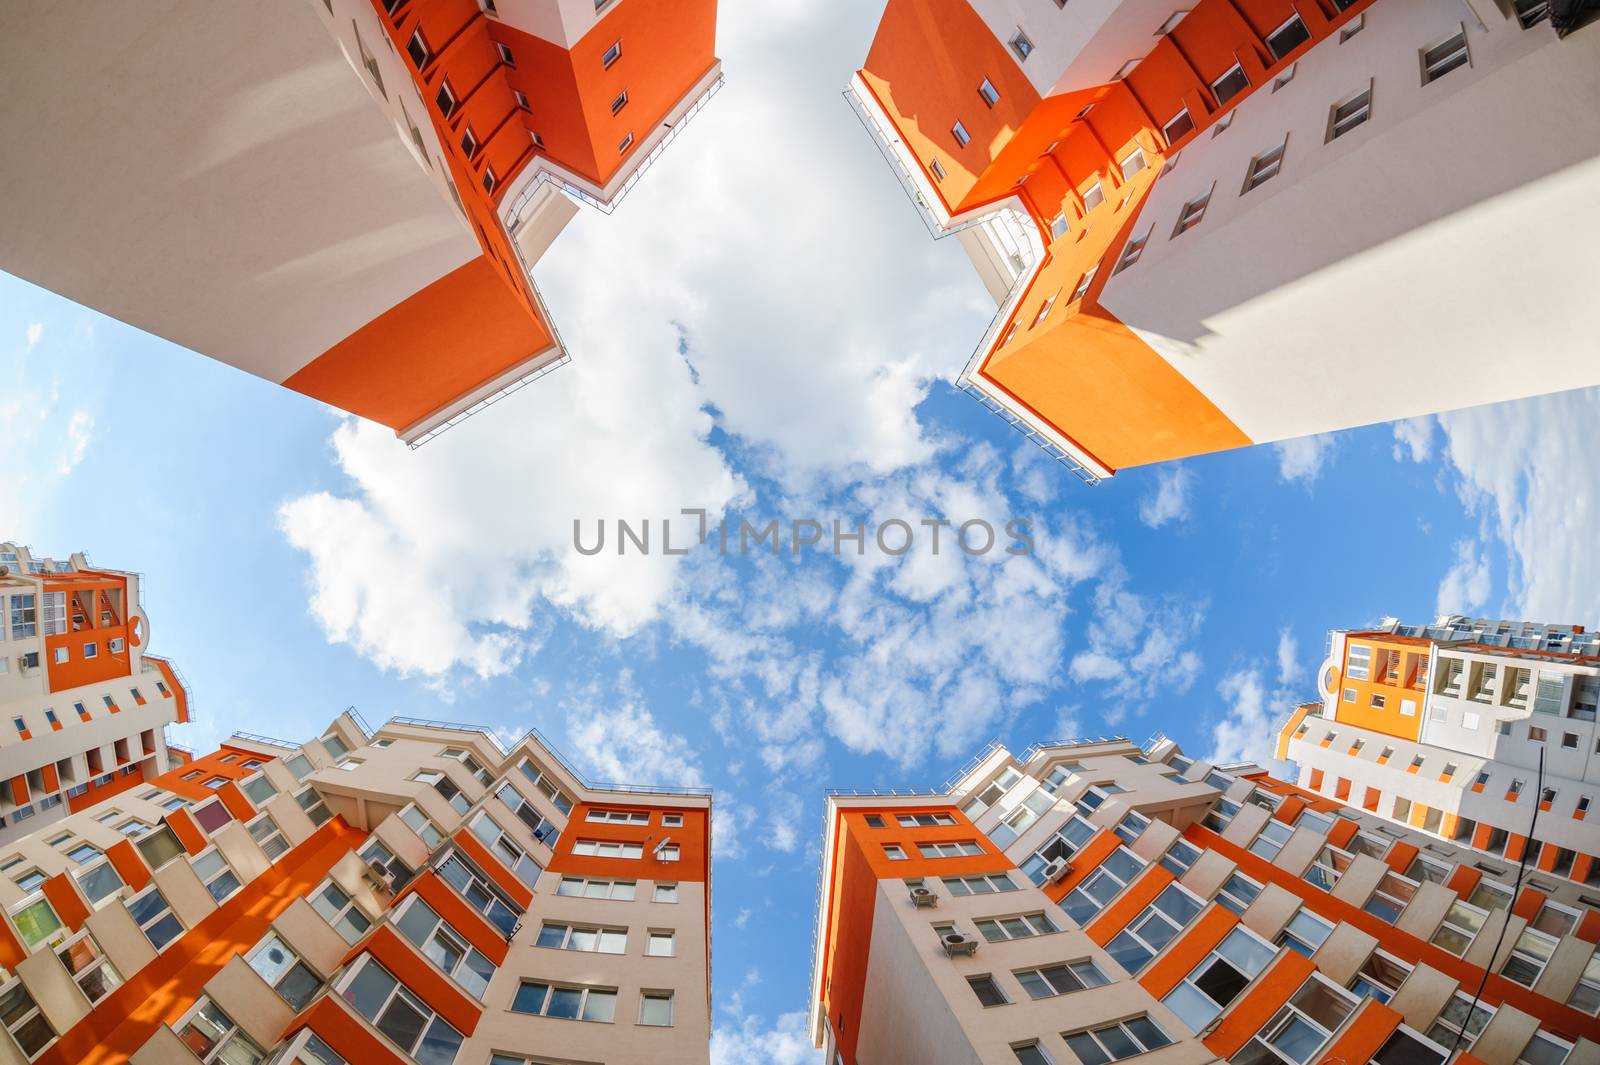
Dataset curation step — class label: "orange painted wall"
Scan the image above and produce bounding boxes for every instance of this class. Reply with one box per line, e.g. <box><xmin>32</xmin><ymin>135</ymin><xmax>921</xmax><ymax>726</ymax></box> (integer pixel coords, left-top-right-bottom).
<box><xmin>546</xmin><ymin>802</ymin><xmax>710</xmax><ymax>884</ymax></box>
<box><xmin>861</xmin><ymin>0</ymin><xmax>1377</xmax><ymax>471</ymax></box>
<box><xmin>286</xmin><ymin>997</ymin><xmax>407</xmax><ymax>1065</ymax></box>
<box><xmin>1330</xmin><ymin>635</ymin><xmax>1430</xmax><ymax>741</ymax></box>
<box><xmin>150</xmin><ymin>744</ymin><xmax>269</xmax><ymax>802</ymax></box>
<box><xmin>67</xmin><ymin>762</ymin><xmax>155</xmax><ymax>813</ymax></box>
<box><xmin>148</xmin><ymin>657</ymin><xmax>189</xmax><ymax>724</ymax></box>
<box><xmin>42</xmin><ymin>576</ymin><xmax>132</xmax><ymax>694</ymax></box>
<box><xmin>497</xmin><ymin>0</ymin><xmax>720</xmax><ymax>187</ymax></box>
<box><xmin>815</xmin><ymin>806</ymin><xmax>1013</xmax><ymax>1064</ymax></box>
<box><xmin>284</xmin><ymin>255</ymin><xmax>555</xmax><ymax>433</ymax></box>
<box><xmin>860</xmin><ymin>0</ymin><xmax>1041</xmax><ymax>215</ymax></box>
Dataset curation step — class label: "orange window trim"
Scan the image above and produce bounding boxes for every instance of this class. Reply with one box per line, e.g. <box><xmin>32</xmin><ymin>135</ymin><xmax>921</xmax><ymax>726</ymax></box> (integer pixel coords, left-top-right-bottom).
<box><xmin>1086</xmin><ymin>865</ymin><xmax>1175</xmax><ymax>946</ymax></box>
<box><xmin>348</xmin><ymin>924</ymin><xmax>482</xmax><ymax>1038</ymax></box>
<box><xmin>1138</xmin><ymin>903</ymin><xmax>1239</xmax><ymax>999</ymax></box>
<box><xmin>396</xmin><ymin>871</ymin><xmax>510</xmax><ymax>967</ymax></box>
<box><xmin>284</xmin><ymin>996</ymin><xmax>409</xmax><ymax>1065</ymax></box>
<box><xmin>450</xmin><ymin>827</ymin><xmax>534</xmax><ymax>910</ymax></box>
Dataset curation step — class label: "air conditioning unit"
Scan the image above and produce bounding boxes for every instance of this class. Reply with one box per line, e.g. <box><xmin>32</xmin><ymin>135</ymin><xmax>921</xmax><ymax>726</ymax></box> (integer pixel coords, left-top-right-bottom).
<box><xmin>1042</xmin><ymin>857</ymin><xmax>1072</xmax><ymax>883</ymax></box>
<box><xmin>909</xmin><ymin>886</ymin><xmax>938</xmax><ymax>908</ymax></box>
<box><xmin>364</xmin><ymin>860</ymin><xmax>394</xmax><ymax>891</ymax></box>
<box><xmin>941</xmin><ymin>933</ymin><xmax>978</xmax><ymax>958</ymax></box>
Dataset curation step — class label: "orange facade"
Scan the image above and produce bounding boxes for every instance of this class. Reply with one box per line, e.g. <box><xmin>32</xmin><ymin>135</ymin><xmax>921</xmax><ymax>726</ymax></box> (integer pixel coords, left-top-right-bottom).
<box><xmin>1330</xmin><ymin>632</ymin><xmax>1433</xmax><ymax>742</ymax></box>
<box><xmin>861</xmin><ymin>0</ymin><xmax>1378</xmax><ymax>471</ymax></box>
<box><xmin>41</xmin><ymin>572</ymin><xmax>132</xmax><ymax>694</ymax></box>
<box><xmin>287</xmin><ymin>0</ymin><xmax>719</xmax><ymax>435</ymax></box>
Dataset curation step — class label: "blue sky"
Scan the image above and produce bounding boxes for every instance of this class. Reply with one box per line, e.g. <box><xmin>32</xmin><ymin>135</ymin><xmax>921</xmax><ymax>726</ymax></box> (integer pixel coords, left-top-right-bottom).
<box><xmin>2</xmin><ymin>2</ymin><xmax>1596</xmax><ymax>1061</ymax></box>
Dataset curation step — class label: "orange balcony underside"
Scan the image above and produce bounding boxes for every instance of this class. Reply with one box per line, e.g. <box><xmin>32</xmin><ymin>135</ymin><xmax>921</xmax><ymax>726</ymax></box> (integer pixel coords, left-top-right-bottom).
<box><xmin>284</xmin><ymin>254</ymin><xmax>556</xmax><ymax>433</ymax></box>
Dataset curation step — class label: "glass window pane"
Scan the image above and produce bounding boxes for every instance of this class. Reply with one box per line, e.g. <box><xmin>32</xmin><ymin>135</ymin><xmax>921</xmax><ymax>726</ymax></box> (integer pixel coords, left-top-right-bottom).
<box><xmin>582</xmin><ymin>989</ymin><xmax>616</xmax><ymax>1023</ymax></box>
<box><xmin>342</xmin><ymin>962</ymin><xmax>397</xmax><ymax>1021</ymax></box>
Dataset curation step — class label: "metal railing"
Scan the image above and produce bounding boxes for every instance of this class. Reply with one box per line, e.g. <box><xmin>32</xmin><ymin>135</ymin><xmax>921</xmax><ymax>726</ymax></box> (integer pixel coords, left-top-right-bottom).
<box><xmin>344</xmin><ymin>706</ymin><xmax>374</xmax><ymax>739</ymax></box>
<box><xmin>1019</xmin><ymin>735</ymin><xmax>1132</xmax><ymax>764</ymax></box>
<box><xmin>384</xmin><ymin>716</ymin><xmax>711</xmax><ymax>797</ymax></box>
<box><xmin>229</xmin><ymin>731</ymin><xmax>302</xmax><ymax>751</ymax></box>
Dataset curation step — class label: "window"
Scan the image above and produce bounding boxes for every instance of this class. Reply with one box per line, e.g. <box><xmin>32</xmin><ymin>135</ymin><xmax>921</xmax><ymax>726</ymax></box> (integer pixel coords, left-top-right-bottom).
<box><xmin>511</xmin><ymin>980</ymin><xmax>617</xmax><ymax>1022</ymax></box>
<box><xmin>460</xmin><ymin>127</ymin><xmax>478</xmax><ymax>160</ymax></box>
<box><xmin>1427</xmin><ymin>992</ymin><xmax>1493</xmax><ymax>1051</ymax></box>
<box><xmin>1243</xmin><ymin>142</ymin><xmax>1286</xmax><ymax>193</ymax></box>
<box><xmin>588</xmin><ymin>809</ymin><xmax>650</xmax><ymax>824</ymax></box>
<box><xmin>495</xmin><ymin>782</ymin><xmax>560</xmax><ymax>846</ymax></box>
<box><xmin>1173</xmin><ymin>190</ymin><xmax>1210</xmax><ymax>236</ymax></box>
<box><xmin>1070</xmin><ymin>266</ymin><xmax>1097</xmax><ymax>303</ymax></box>
<box><xmin>537</xmin><ymin>920</ymin><xmax>627</xmax><ymax>955</ymax></box>
<box><xmin>917</xmin><ymin>840</ymin><xmax>985</xmax><ymax>858</ymax></box>
<box><xmin>557</xmin><ymin>876</ymin><xmax>637</xmax><ymax>901</ymax></box>
<box><xmin>437</xmin><ymin>853</ymin><xmax>519</xmax><ymax>935</ymax></box>
<box><xmin>469</xmin><ymin>812</ymin><xmax>543</xmax><ymax>887</ymax></box>
<box><xmin>603</xmin><ymin>40</ymin><xmax>622</xmax><ymax>68</ymax></box>
<box><xmin>1081</xmin><ymin>180</ymin><xmax>1105</xmax><ymax>213</ymax></box>
<box><xmin>1013</xmin><ymin>1045</ymin><xmax>1053</xmax><ymax>1065</ymax></box>
<box><xmin>1163</xmin><ymin>927</ymin><xmax>1276</xmax><ymax>1031</ymax></box>
<box><xmin>647</xmin><ymin>930</ymin><xmax>674</xmax><ymax>957</ymax></box>
<box><xmin>40</xmin><ymin>593</ymin><xmax>65</xmax><ymax>636</ymax></box>
<box><xmin>1422</xmin><ymin>30</ymin><xmax>1469</xmax><ymax>84</ymax></box>
<box><xmin>640</xmin><ymin>991</ymin><xmax>674</xmax><ymax>1026</ymax></box>
<box><xmin>241</xmin><ymin>775</ymin><xmax>276</xmax><ymax>807</ymax></box>
<box><xmin>1348</xmin><ymin>951</ymin><xmax>1413</xmax><ymax>1005</ymax></box>
<box><xmin>285</xmin><ymin>754</ymin><xmax>314</xmax><ymax>779</ymax></box>
<box><xmin>1500</xmin><ymin>928</ymin><xmax>1557</xmax><ymax>986</ymax></box>
<box><xmin>1430</xmin><ymin>900</ymin><xmax>1486</xmax><ymax>956</ymax></box>
<box><xmin>1114</xmin><ymin>229</ymin><xmax>1151</xmax><ymax>273</ymax></box>
<box><xmin>1030</xmin><ymin>291</ymin><xmax>1059</xmax><ymax>328</ymax></box>
<box><xmin>405</xmin><ymin>29</ymin><xmax>431</xmax><ymax>69</ymax></box>
<box><xmin>1567</xmin><ymin>948</ymin><xmax>1600</xmax><ymax>1014</ymax></box>
<box><xmin>1277</xmin><ymin>908</ymin><xmax>1334</xmax><ymax>957</ymax></box>
<box><xmin>82</xmin><ymin>642</ymin><xmax>98</xmax><ymax>659</ymax></box>
<box><xmin>202</xmin><ymin>776</ymin><xmax>228</xmax><ymax>789</ymax></box>
<box><xmin>1266</xmin><ymin>16</ymin><xmax>1310</xmax><ymax>60</ymax></box>
<box><xmin>401</xmin><ymin>805</ymin><xmax>443</xmax><ymax>848</ymax></box>
<box><xmin>57</xmin><ymin>933</ymin><xmax>122</xmax><ymax>1005</ymax></box>
<box><xmin>929</xmin><ymin>158</ymin><xmax>947</xmax><ymax>182</ymax></box>
<box><xmin>483</xmin><ymin>166</ymin><xmax>499</xmax><ymax>193</ymax></box>
<box><xmin>968</xmin><ymin>974</ymin><xmax>1008</xmax><ymax>1007</ymax></box>
<box><xmin>1235</xmin><ymin>975</ymin><xmax>1357</xmax><ymax>1065</ymax></box>
<box><xmin>436</xmin><ymin>80</ymin><xmax>458</xmax><ymax>118</ymax></box>
<box><xmin>310</xmin><ymin>881</ymin><xmax>373</xmax><ymax>943</ymax></box>
<box><xmin>897</xmin><ymin>812</ymin><xmax>957</xmax><ymax>827</ymax></box>
<box><xmin>1212</xmin><ymin>64</ymin><xmax>1249</xmax><ymax>105</ymax></box>
<box><xmin>654</xmin><ymin>882</ymin><xmax>678</xmax><ymax>903</ymax></box>
<box><xmin>942</xmin><ymin>873</ymin><xmax>1017</xmax><ymax>896</ymax></box>
<box><xmin>249</xmin><ymin>814</ymin><xmax>289</xmax><ymax>861</ymax></box>
<box><xmin>1163</xmin><ymin>109</ymin><xmax>1195</xmax><ymax>145</ymax></box>
<box><xmin>514</xmin><ymin>90</ymin><xmax>530</xmax><ymax>111</ymax></box>
<box><xmin>12</xmin><ymin>899</ymin><xmax>63</xmax><ymax>949</ymax></box>
<box><xmin>395</xmin><ymin>897</ymin><xmax>495</xmax><ymax>999</ymax></box>
<box><xmin>1106</xmin><ymin>884</ymin><xmax>1204</xmax><ymax>972</ymax></box>
<box><xmin>1015</xmin><ymin>959</ymin><xmax>1109</xmax><ymax>999</ymax></box>
<box><xmin>951</xmin><ymin>121</ymin><xmax>971</xmax><ymax>148</ymax></box>
<box><xmin>1119</xmin><ymin>147</ymin><xmax>1147</xmax><ymax>181</ymax></box>
<box><xmin>1215</xmin><ymin>872</ymin><xmax>1262</xmax><ymax>915</ymax></box>
<box><xmin>340</xmin><ymin>958</ymin><xmax>465</xmax><ymax>1061</ymax></box>
<box><xmin>1064</xmin><ymin>1016</ymin><xmax>1171</xmax><ymax>1064</ymax></box>
<box><xmin>611</xmin><ymin>89</ymin><xmax>629</xmax><ymax>116</ymax></box>
<box><xmin>8</xmin><ymin>595</ymin><xmax>36</xmax><ymax>639</ymax></box>
<box><xmin>663</xmin><ymin>813</ymin><xmax>683</xmax><ymax>828</ymax></box>
<box><xmin>248</xmin><ymin>935</ymin><xmax>322</xmax><ymax>1010</ymax></box>
<box><xmin>1061</xmin><ymin>847</ymin><xmax>1144</xmax><ymax>923</ymax></box>
<box><xmin>573</xmin><ymin>839</ymin><xmax>644</xmax><ymax>858</ymax></box>
<box><xmin>978</xmin><ymin>79</ymin><xmax>1000</xmax><ymax>107</ymax></box>
<box><xmin>0</xmin><ymin>980</ymin><xmax>54</xmax><ymax>1058</ymax></box>
<box><xmin>192</xmin><ymin>850</ymin><xmax>242</xmax><ymax>903</ymax></box>
<box><xmin>127</xmin><ymin>888</ymin><xmax>183</xmax><ymax>951</ymax></box>
<box><xmin>135</xmin><ymin>825</ymin><xmax>182</xmax><ymax>868</ymax></box>
<box><xmin>75</xmin><ymin>858</ymin><xmax>123</xmax><ymax>904</ymax></box>
<box><xmin>495</xmin><ymin>41</ymin><xmax>515</xmax><ymax>66</ymax></box>
<box><xmin>1364</xmin><ymin>872</ymin><xmax>1418</xmax><ymax>923</ymax></box>
<box><xmin>975</xmin><ymin>911</ymin><xmax>1059</xmax><ymax>942</ymax></box>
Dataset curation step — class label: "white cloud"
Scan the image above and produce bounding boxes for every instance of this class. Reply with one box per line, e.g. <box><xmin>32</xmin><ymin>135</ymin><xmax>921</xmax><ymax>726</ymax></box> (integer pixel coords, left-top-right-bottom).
<box><xmin>1275</xmin><ymin>629</ymin><xmax>1301</xmax><ymax>686</ymax></box>
<box><xmin>57</xmin><ymin>411</ymin><xmax>94</xmax><ymax>476</ymax></box>
<box><xmin>1138</xmin><ymin>467</ymin><xmax>1192</xmax><ymax>528</ymax></box>
<box><xmin>565</xmin><ymin>682</ymin><xmax>706</xmax><ymax>789</ymax></box>
<box><xmin>25</xmin><ymin>322</ymin><xmax>42</xmax><ymax>350</ymax></box>
<box><xmin>1392</xmin><ymin>417</ymin><xmax>1434</xmax><ymax>463</ymax></box>
<box><xmin>711</xmin><ymin>1011</ymin><xmax>820</xmax><ymax>1065</ymax></box>
<box><xmin>1066</xmin><ymin>580</ymin><xmax>1205</xmax><ymax>705</ymax></box>
<box><xmin>0</xmin><ymin>320</ymin><xmax>98</xmax><ymax>537</ymax></box>
<box><xmin>734</xmin><ymin>907</ymin><xmax>751</xmax><ymax>929</ymax></box>
<box><xmin>1207</xmin><ymin>667</ymin><xmax>1291</xmax><ymax>776</ymax></box>
<box><xmin>1436</xmin><ymin>539</ymin><xmax>1492</xmax><ymax>616</ymax></box>
<box><xmin>1425</xmin><ymin>389</ymin><xmax>1600</xmax><ymax>623</ymax></box>
<box><xmin>1273</xmin><ymin>434</ymin><xmax>1335</xmax><ymax>484</ymax></box>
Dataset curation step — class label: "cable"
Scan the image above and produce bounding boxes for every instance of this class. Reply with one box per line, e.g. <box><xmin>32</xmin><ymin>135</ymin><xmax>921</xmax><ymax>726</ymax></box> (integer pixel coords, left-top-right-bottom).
<box><xmin>1447</xmin><ymin>744</ymin><xmax>1544</xmax><ymax>1060</ymax></box>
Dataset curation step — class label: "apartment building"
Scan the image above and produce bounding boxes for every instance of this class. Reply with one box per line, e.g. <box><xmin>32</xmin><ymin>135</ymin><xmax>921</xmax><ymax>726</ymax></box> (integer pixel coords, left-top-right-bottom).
<box><xmin>850</xmin><ymin>0</ymin><xmax>1600</xmax><ymax>482</ymax></box>
<box><xmin>1279</xmin><ymin>615</ymin><xmax>1600</xmax><ymax>892</ymax></box>
<box><xmin>0</xmin><ymin>711</ymin><xmax>711</xmax><ymax>1064</ymax></box>
<box><xmin>0</xmin><ymin>0</ymin><xmax>720</xmax><ymax>445</ymax></box>
<box><xmin>810</xmin><ymin>734</ymin><xmax>1600</xmax><ymax>1065</ymax></box>
<box><xmin>0</xmin><ymin>544</ymin><xmax>190</xmax><ymax>847</ymax></box>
